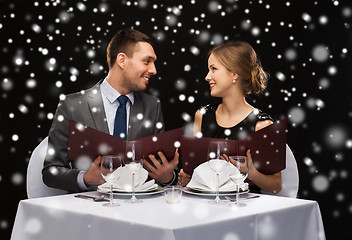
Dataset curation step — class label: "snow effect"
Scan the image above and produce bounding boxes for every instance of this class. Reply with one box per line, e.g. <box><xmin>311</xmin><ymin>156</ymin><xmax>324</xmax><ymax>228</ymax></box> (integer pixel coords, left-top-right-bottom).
<box><xmin>1</xmin><ymin>0</ymin><xmax>351</xmax><ymax>239</ymax></box>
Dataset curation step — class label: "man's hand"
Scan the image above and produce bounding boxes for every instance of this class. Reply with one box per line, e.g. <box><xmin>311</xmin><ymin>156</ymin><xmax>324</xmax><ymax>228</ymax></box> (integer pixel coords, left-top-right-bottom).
<box><xmin>143</xmin><ymin>149</ymin><xmax>179</xmax><ymax>184</ymax></box>
<box><xmin>83</xmin><ymin>156</ymin><xmax>105</xmax><ymax>186</ymax></box>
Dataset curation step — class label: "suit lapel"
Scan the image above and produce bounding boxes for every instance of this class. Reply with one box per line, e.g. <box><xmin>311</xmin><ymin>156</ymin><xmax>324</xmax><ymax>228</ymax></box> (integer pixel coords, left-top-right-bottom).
<box><xmin>86</xmin><ymin>82</ymin><xmax>109</xmax><ymax>134</ymax></box>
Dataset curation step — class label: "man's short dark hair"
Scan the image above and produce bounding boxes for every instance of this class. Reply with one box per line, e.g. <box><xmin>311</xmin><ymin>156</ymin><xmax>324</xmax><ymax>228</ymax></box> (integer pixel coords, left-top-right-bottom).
<box><xmin>106</xmin><ymin>29</ymin><xmax>153</xmax><ymax>69</ymax></box>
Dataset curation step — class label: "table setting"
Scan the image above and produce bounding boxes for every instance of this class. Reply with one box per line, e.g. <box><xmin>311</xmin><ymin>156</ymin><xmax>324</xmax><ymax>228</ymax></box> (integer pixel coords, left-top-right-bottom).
<box><xmin>86</xmin><ymin>140</ymin><xmax>253</xmax><ymax>208</ymax></box>
<box><xmin>83</xmin><ymin>139</ymin><xmax>249</xmax><ymax>208</ymax></box>
<box><xmin>11</xmin><ymin>139</ymin><xmax>326</xmax><ymax>240</ymax></box>
<box><xmin>11</xmin><ymin>189</ymin><xmax>326</xmax><ymax>240</ymax></box>
<box><xmin>185</xmin><ymin>141</ymin><xmax>250</xmax><ymax>206</ymax></box>
<box><xmin>97</xmin><ymin>164</ymin><xmax>164</xmax><ymax>197</ymax></box>
<box><xmin>12</xmin><ymin>150</ymin><xmax>326</xmax><ymax>240</ymax></box>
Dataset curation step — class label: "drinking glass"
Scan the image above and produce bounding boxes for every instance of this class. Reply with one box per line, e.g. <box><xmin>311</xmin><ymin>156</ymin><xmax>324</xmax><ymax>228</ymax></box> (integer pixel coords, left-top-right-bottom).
<box><xmin>164</xmin><ymin>186</ymin><xmax>183</xmax><ymax>204</ymax></box>
<box><xmin>100</xmin><ymin>155</ymin><xmax>123</xmax><ymax>207</ymax></box>
<box><xmin>124</xmin><ymin>141</ymin><xmax>143</xmax><ymax>203</ymax></box>
<box><xmin>229</xmin><ymin>155</ymin><xmax>249</xmax><ymax>207</ymax></box>
<box><xmin>207</xmin><ymin>141</ymin><xmax>229</xmax><ymax>204</ymax></box>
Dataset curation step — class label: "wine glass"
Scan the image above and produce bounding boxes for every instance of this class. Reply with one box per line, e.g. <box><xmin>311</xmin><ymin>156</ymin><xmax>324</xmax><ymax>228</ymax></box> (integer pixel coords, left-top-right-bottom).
<box><xmin>207</xmin><ymin>141</ymin><xmax>229</xmax><ymax>204</ymax></box>
<box><xmin>229</xmin><ymin>155</ymin><xmax>249</xmax><ymax>207</ymax></box>
<box><xmin>100</xmin><ymin>155</ymin><xmax>123</xmax><ymax>207</ymax></box>
<box><xmin>124</xmin><ymin>141</ymin><xmax>143</xmax><ymax>203</ymax></box>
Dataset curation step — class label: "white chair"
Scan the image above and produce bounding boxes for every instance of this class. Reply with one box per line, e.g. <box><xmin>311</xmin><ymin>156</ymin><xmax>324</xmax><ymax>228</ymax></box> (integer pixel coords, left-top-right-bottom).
<box><xmin>26</xmin><ymin>137</ymin><xmax>67</xmax><ymax>198</ymax></box>
<box><xmin>261</xmin><ymin>144</ymin><xmax>299</xmax><ymax>198</ymax></box>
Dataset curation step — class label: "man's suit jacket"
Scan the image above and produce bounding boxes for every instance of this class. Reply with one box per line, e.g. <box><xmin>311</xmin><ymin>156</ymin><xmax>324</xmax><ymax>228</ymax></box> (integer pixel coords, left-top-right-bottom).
<box><xmin>42</xmin><ymin>81</ymin><xmax>164</xmax><ymax>192</ymax></box>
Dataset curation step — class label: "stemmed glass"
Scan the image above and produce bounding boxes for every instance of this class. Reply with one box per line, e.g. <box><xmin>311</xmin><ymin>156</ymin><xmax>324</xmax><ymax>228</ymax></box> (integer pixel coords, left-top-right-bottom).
<box><xmin>229</xmin><ymin>156</ymin><xmax>249</xmax><ymax>207</ymax></box>
<box><xmin>100</xmin><ymin>155</ymin><xmax>123</xmax><ymax>207</ymax></box>
<box><xmin>207</xmin><ymin>141</ymin><xmax>229</xmax><ymax>204</ymax></box>
<box><xmin>124</xmin><ymin>141</ymin><xmax>143</xmax><ymax>203</ymax></box>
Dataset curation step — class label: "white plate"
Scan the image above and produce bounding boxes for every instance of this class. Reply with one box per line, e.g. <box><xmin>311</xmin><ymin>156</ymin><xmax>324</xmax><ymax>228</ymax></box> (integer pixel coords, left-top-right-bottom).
<box><xmin>97</xmin><ymin>186</ymin><xmax>164</xmax><ymax>196</ymax></box>
<box><xmin>98</xmin><ymin>184</ymin><xmax>158</xmax><ymax>193</ymax></box>
<box><xmin>183</xmin><ymin>187</ymin><xmax>249</xmax><ymax>196</ymax></box>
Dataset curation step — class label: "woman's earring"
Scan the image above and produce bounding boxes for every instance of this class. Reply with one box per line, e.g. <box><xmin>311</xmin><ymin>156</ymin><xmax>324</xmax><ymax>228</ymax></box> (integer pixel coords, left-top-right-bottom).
<box><xmin>233</xmin><ymin>73</ymin><xmax>238</xmax><ymax>83</ymax></box>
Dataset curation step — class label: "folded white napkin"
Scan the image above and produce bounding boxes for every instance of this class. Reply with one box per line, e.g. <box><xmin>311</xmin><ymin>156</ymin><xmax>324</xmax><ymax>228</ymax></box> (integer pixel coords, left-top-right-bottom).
<box><xmin>99</xmin><ymin>166</ymin><xmax>157</xmax><ymax>192</ymax></box>
<box><xmin>187</xmin><ymin>162</ymin><xmax>248</xmax><ymax>192</ymax></box>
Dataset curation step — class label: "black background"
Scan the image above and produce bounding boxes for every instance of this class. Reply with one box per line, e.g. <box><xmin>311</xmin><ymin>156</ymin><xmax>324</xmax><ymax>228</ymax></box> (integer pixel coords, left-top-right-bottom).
<box><xmin>1</xmin><ymin>0</ymin><xmax>352</xmax><ymax>239</ymax></box>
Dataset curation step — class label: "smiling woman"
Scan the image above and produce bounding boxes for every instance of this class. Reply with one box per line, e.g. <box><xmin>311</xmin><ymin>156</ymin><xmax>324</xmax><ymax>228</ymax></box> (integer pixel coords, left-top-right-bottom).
<box><xmin>206</xmin><ymin>41</ymin><xmax>268</xmax><ymax>97</ymax></box>
<box><xmin>178</xmin><ymin>41</ymin><xmax>282</xmax><ymax>195</ymax></box>
<box><xmin>2</xmin><ymin>1</ymin><xmax>352</xmax><ymax>239</ymax></box>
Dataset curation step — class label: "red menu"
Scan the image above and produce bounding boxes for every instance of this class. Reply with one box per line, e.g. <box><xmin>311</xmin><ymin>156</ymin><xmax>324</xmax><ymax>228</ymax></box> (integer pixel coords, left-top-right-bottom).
<box><xmin>67</xmin><ymin>120</ymin><xmax>184</xmax><ymax>163</ymax></box>
<box><xmin>180</xmin><ymin>118</ymin><xmax>287</xmax><ymax>175</ymax></box>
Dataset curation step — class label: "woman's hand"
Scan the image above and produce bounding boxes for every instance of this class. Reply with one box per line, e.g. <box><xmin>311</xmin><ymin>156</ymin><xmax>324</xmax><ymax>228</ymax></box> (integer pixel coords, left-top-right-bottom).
<box><xmin>245</xmin><ymin>149</ymin><xmax>282</xmax><ymax>194</ymax></box>
<box><xmin>178</xmin><ymin>169</ymin><xmax>191</xmax><ymax>186</ymax></box>
<box><xmin>229</xmin><ymin>155</ymin><xmax>249</xmax><ymax>175</ymax></box>
<box><xmin>246</xmin><ymin>149</ymin><xmax>256</xmax><ymax>179</ymax></box>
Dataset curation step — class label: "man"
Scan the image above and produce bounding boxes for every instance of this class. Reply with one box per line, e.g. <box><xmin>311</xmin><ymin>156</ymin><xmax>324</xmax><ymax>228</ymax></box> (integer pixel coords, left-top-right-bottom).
<box><xmin>42</xmin><ymin>29</ymin><xmax>178</xmax><ymax>192</ymax></box>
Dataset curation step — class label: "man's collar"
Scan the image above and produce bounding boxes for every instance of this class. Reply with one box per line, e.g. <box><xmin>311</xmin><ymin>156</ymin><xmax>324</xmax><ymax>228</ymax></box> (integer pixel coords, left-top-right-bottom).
<box><xmin>100</xmin><ymin>78</ymin><xmax>135</xmax><ymax>105</ymax></box>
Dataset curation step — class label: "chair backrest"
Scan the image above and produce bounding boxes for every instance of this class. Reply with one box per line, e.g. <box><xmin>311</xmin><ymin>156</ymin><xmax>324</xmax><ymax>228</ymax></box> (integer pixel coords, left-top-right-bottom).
<box><xmin>261</xmin><ymin>144</ymin><xmax>299</xmax><ymax>198</ymax></box>
<box><xmin>26</xmin><ymin>137</ymin><xmax>67</xmax><ymax>198</ymax></box>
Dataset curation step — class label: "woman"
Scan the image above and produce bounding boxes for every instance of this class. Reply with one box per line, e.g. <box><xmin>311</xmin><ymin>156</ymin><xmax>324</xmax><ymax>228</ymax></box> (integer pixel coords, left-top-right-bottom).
<box><xmin>178</xmin><ymin>41</ymin><xmax>282</xmax><ymax>194</ymax></box>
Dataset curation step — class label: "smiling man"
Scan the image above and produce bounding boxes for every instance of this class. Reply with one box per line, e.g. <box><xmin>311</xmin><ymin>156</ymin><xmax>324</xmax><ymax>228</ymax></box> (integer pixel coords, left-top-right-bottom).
<box><xmin>42</xmin><ymin>29</ymin><xmax>178</xmax><ymax>192</ymax></box>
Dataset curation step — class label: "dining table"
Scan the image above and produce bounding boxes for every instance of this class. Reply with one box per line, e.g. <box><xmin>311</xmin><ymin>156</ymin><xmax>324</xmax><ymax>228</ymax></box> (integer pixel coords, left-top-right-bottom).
<box><xmin>11</xmin><ymin>190</ymin><xmax>326</xmax><ymax>240</ymax></box>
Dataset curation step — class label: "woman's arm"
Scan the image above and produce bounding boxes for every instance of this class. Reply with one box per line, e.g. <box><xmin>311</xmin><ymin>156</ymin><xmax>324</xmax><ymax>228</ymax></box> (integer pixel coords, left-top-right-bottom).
<box><xmin>193</xmin><ymin>110</ymin><xmax>202</xmax><ymax>136</ymax></box>
<box><xmin>255</xmin><ymin>119</ymin><xmax>273</xmax><ymax>131</ymax></box>
<box><xmin>246</xmin><ymin>149</ymin><xmax>282</xmax><ymax>193</ymax></box>
<box><xmin>246</xmin><ymin>119</ymin><xmax>282</xmax><ymax>193</ymax></box>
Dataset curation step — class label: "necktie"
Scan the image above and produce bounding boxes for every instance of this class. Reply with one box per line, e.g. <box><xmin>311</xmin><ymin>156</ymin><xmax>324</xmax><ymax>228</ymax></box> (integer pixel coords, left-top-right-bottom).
<box><xmin>113</xmin><ymin>95</ymin><xmax>129</xmax><ymax>140</ymax></box>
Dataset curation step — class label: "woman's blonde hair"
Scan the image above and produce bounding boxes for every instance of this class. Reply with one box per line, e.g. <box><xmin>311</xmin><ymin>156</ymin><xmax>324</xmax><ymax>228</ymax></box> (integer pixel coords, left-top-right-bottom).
<box><xmin>209</xmin><ymin>41</ymin><xmax>268</xmax><ymax>94</ymax></box>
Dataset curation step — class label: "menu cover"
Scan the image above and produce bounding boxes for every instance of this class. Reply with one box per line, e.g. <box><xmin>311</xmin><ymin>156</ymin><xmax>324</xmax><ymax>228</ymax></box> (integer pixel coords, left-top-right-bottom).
<box><xmin>180</xmin><ymin>118</ymin><xmax>287</xmax><ymax>175</ymax></box>
<box><xmin>67</xmin><ymin>119</ymin><xmax>184</xmax><ymax>163</ymax></box>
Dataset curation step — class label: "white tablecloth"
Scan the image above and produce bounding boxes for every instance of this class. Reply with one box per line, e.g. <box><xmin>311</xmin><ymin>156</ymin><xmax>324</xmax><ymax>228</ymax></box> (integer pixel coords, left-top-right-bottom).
<box><xmin>11</xmin><ymin>192</ymin><xmax>325</xmax><ymax>240</ymax></box>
